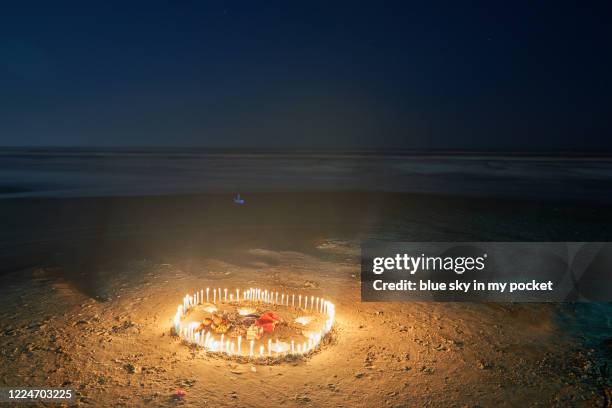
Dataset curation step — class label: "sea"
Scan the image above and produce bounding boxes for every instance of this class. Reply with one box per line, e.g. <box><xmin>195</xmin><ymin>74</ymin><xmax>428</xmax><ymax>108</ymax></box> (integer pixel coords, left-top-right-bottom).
<box><xmin>1</xmin><ymin>147</ymin><xmax>612</xmax><ymax>201</ymax></box>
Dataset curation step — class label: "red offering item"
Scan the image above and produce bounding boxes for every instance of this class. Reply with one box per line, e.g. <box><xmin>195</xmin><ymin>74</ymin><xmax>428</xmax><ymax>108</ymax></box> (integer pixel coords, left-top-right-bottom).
<box><xmin>174</xmin><ymin>389</ymin><xmax>187</xmax><ymax>398</ymax></box>
<box><xmin>255</xmin><ymin>312</ymin><xmax>282</xmax><ymax>333</ymax></box>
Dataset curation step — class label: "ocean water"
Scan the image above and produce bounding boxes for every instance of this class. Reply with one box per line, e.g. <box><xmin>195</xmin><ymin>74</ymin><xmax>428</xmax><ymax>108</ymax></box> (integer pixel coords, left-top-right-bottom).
<box><xmin>1</xmin><ymin>147</ymin><xmax>612</xmax><ymax>201</ymax></box>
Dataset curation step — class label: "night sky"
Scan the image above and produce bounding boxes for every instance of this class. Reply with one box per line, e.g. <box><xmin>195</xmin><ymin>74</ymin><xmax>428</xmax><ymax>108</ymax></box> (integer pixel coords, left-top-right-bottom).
<box><xmin>1</xmin><ymin>1</ymin><xmax>611</xmax><ymax>150</ymax></box>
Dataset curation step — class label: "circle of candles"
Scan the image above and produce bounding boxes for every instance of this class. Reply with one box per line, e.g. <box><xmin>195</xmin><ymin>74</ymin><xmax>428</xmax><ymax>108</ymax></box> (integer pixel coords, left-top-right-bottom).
<box><xmin>173</xmin><ymin>286</ymin><xmax>335</xmax><ymax>360</ymax></box>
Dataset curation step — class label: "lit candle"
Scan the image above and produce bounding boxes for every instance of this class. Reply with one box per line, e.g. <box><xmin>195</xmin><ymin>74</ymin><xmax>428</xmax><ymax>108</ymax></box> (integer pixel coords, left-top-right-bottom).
<box><xmin>224</xmin><ymin>288</ymin><xmax>228</xmax><ymax>302</ymax></box>
<box><xmin>238</xmin><ymin>336</ymin><xmax>242</xmax><ymax>355</ymax></box>
<box><xmin>275</xmin><ymin>338</ymin><xmax>279</xmax><ymax>354</ymax></box>
<box><xmin>250</xmin><ymin>340</ymin><xmax>254</xmax><ymax>357</ymax></box>
<box><xmin>206</xmin><ymin>287</ymin><xmax>209</xmax><ymax>302</ymax></box>
<box><xmin>291</xmin><ymin>340</ymin><xmax>295</xmax><ymax>354</ymax></box>
<box><xmin>200</xmin><ymin>289</ymin><xmax>204</xmax><ymax>304</ymax></box>
<box><xmin>259</xmin><ymin>345</ymin><xmax>264</xmax><ymax>357</ymax></box>
<box><xmin>268</xmin><ymin>339</ymin><xmax>272</xmax><ymax>356</ymax></box>
<box><xmin>275</xmin><ymin>292</ymin><xmax>278</xmax><ymax>304</ymax></box>
<box><xmin>231</xmin><ymin>342</ymin><xmax>235</xmax><ymax>355</ymax></box>
<box><xmin>316</xmin><ymin>297</ymin><xmax>319</xmax><ymax>311</ymax></box>
<box><xmin>297</xmin><ymin>344</ymin><xmax>302</xmax><ymax>354</ymax></box>
<box><xmin>221</xmin><ymin>333</ymin><xmax>224</xmax><ymax>349</ymax></box>
<box><xmin>305</xmin><ymin>296</ymin><xmax>308</xmax><ymax>309</ymax></box>
<box><xmin>281</xmin><ymin>294</ymin><xmax>284</xmax><ymax>305</ymax></box>
<box><xmin>299</xmin><ymin>295</ymin><xmax>302</xmax><ymax>308</ymax></box>
<box><xmin>292</xmin><ymin>294</ymin><xmax>295</xmax><ymax>307</ymax></box>
<box><xmin>230</xmin><ymin>294</ymin><xmax>233</xmax><ymax>302</ymax></box>
<box><xmin>311</xmin><ymin>296</ymin><xmax>314</xmax><ymax>310</ymax></box>
<box><xmin>236</xmin><ymin>288</ymin><xmax>239</xmax><ymax>301</ymax></box>
<box><xmin>213</xmin><ymin>290</ymin><xmax>216</xmax><ymax>304</ymax></box>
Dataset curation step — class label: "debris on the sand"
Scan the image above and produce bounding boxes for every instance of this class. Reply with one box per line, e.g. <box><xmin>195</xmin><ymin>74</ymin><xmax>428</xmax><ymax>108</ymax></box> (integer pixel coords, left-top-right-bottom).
<box><xmin>176</xmin><ymin>379</ymin><xmax>196</xmax><ymax>388</ymax></box>
<box><xmin>295</xmin><ymin>394</ymin><xmax>311</xmax><ymax>403</ymax></box>
<box><xmin>420</xmin><ymin>366</ymin><xmax>435</xmax><ymax>374</ymax></box>
<box><xmin>477</xmin><ymin>360</ymin><xmax>492</xmax><ymax>370</ymax></box>
<box><xmin>173</xmin><ymin>388</ymin><xmax>187</xmax><ymax>399</ymax></box>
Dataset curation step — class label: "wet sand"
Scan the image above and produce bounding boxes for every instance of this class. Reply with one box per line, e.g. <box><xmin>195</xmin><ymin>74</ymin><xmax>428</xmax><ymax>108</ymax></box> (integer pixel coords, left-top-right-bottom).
<box><xmin>0</xmin><ymin>192</ymin><xmax>611</xmax><ymax>407</ymax></box>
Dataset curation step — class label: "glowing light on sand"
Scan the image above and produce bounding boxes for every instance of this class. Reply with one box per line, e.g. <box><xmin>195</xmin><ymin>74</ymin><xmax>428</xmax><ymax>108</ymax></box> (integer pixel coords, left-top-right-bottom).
<box><xmin>294</xmin><ymin>316</ymin><xmax>312</xmax><ymax>325</ymax></box>
<box><xmin>172</xmin><ymin>286</ymin><xmax>335</xmax><ymax>361</ymax></box>
<box><xmin>238</xmin><ymin>308</ymin><xmax>255</xmax><ymax>316</ymax></box>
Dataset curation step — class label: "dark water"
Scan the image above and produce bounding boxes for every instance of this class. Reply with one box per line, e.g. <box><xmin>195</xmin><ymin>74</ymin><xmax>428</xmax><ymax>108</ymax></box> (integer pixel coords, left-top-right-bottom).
<box><xmin>2</xmin><ymin>147</ymin><xmax>612</xmax><ymax>202</ymax></box>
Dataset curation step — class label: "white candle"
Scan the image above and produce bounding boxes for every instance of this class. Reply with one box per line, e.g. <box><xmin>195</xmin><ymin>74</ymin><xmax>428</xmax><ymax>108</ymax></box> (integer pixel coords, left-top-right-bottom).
<box><xmin>213</xmin><ymin>290</ymin><xmax>216</xmax><ymax>304</ymax></box>
<box><xmin>236</xmin><ymin>288</ymin><xmax>239</xmax><ymax>301</ymax></box>
<box><xmin>221</xmin><ymin>333</ymin><xmax>224</xmax><ymax>349</ymax></box>
<box><xmin>249</xmin><ymin>340</ymin><xmax>254</xmax><ymax>357</ymax></box>
<box><xmin>238</xmin><ymin>336</ymin><xmax>242</xmax><ymax>355</ymax></box>
<box><xmin>305</xmin><ymin>296</ymin><xmax>308</xmax><ymax>309</ymax></box>
<box><xmin>292</xmin><ymin>294</ymin><xmax>295</xmax><ymax>307</ymax></box>
<box><xmin>275</xmin><ymin>338</ymin><xmax>279</xmax><ymax>354</ymax></box>
<box><xmin>297</xmin><ymin>344</ymin><xmax>301</xmax><ymax>354</ymax></box>
<box><xmin>291</xmin><ymin>340</ymin><xmax>295</xmax><ymax>354</ymax></box>
<box><xmin>230</xmin><ymin>294</ymin><xmax>233</xmax><ymax>302</ymax></box>
<box><xmin>231</xmin><ymin>342</ymin><xmax>235</xmax><ymax>355</ymax></box>
<box><xmin>299</xmin><ymin>295</ymin><xmax>302</xmax><ymax>308</ymax></box>
<box><xmin>311</xmin><ymin>296</ymin><xmax>314</xmax><ymax>310</ymax></box>
<box><xmin>316</xmin><ymin>297</ymin><xmax>319</xmax><ymax>311</ymax></box>
<box><xmin>259</xmin><ymin>345</ymin><xmax>264</xmax><ymax>357</ymax></box>
<box><xmin>206</xmin><ymin>288</ymin><xmax>209</xmax><ymax>302</ymax></box>
<box><xmin>275</xmin><ymin>292</ymin><xmax>278</xmax><ymax>304</ymax></box>
<box><xmin>201</xmin><ymin>289</ymin><xmax>204</xmax><ymax>304</ymax></box>
<box><xmin>224</xmin><ymin>288</ymin><xmax>228</xmax><ymax>302</ymax></box>
<box><xmin>268</xmin><ymin>339</ymin><xmax>272</xmax><ymax>356</ymax></box>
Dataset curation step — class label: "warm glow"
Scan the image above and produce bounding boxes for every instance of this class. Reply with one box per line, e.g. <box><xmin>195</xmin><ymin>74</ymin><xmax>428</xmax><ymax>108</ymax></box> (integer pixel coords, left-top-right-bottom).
<box><xmin>173</xmin><ymin>286</ymin><xmax>335</xmax><ymax>361</ymax></box>
<box><xmin>238</xmin><ymin>308</ymin><xmax>255</xmax><ymax>316</ymax></box>
<box><xmin>294</xmin><ymin>316</ymin><xmax>312</xmax><ymax>325</ymax></box>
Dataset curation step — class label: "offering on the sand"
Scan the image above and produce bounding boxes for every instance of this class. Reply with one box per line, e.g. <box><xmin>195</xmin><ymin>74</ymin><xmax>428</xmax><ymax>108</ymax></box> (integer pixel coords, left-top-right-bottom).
<box><xmin>173</xmin><ymin>287</ymin><xmax>335</xmax><ymax>360</ymax></box>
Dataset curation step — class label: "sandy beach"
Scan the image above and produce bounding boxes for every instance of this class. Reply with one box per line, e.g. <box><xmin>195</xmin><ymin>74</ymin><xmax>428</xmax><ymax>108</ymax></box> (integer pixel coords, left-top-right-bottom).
<box><xmin>0</xmin><ymin>192</ymin><xmax>610</xmax><ymax>407</ymax></box>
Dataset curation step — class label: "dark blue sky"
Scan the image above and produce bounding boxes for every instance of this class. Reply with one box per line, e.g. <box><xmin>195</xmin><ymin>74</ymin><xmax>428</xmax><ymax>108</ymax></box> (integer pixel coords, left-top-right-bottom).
<box><xmin>1</xmin><ymin>1</ymin><xmax>611</xmax><ymax>150</ymax></box>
